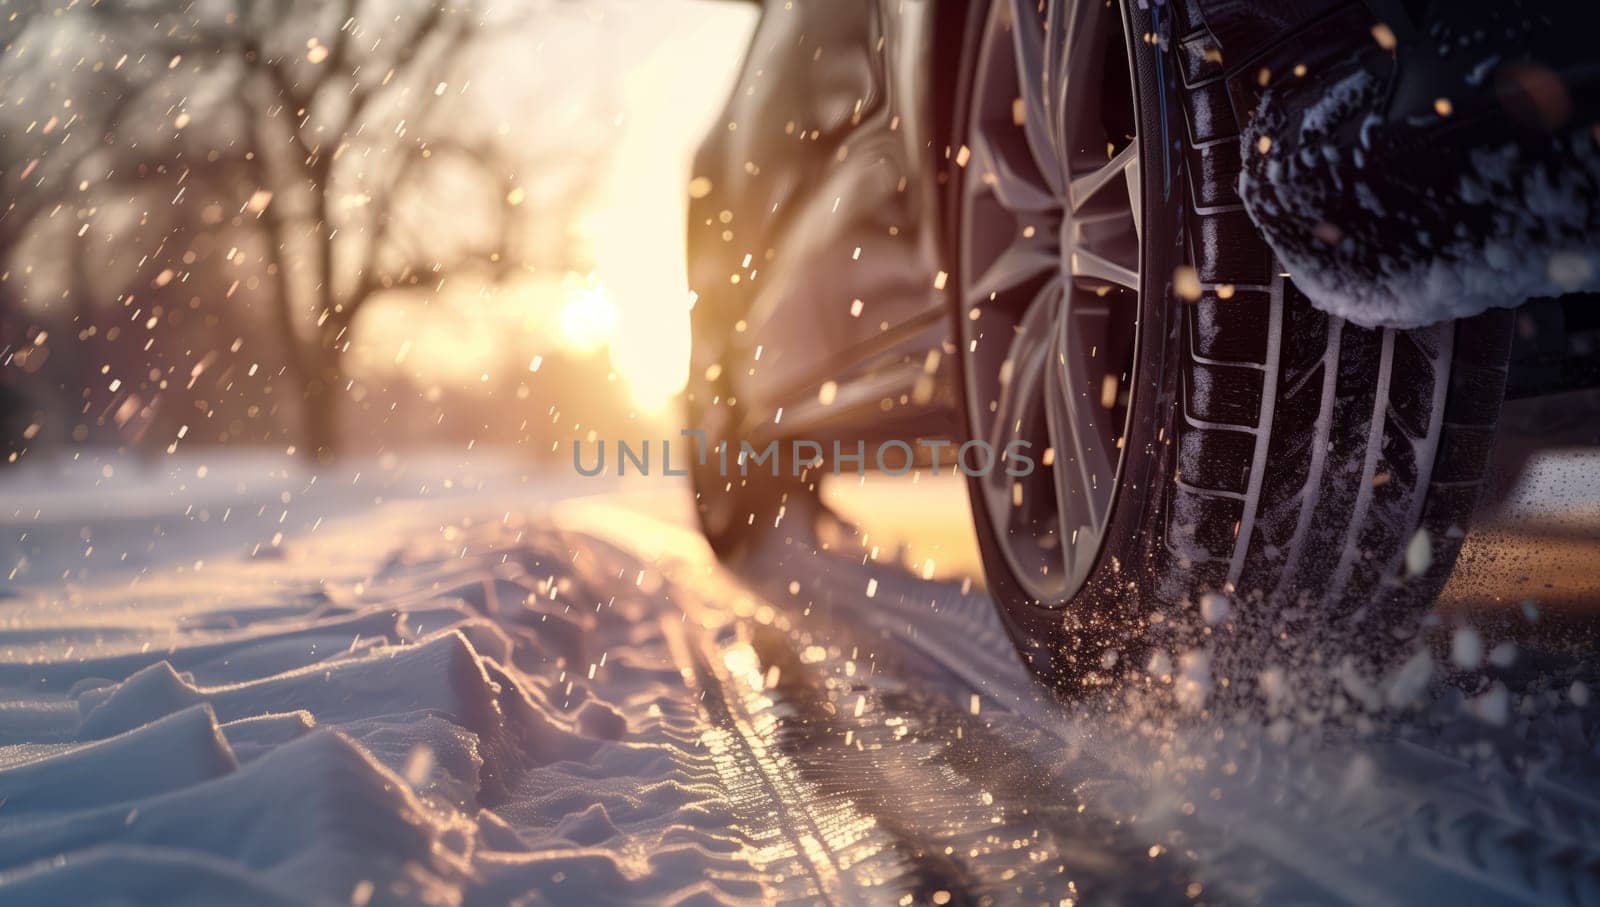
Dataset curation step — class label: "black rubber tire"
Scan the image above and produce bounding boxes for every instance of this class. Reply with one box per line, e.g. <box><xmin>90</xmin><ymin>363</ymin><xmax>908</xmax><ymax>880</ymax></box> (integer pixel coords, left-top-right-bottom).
<box><xmin>683</xmin><ymin>392</ymin><xmax>810</xmax><ymax>559</ymax></box>
<box><xmin>951</xmin><ymin>0</ymin><xmax>1515</xmax><ymax>697</ymax></box>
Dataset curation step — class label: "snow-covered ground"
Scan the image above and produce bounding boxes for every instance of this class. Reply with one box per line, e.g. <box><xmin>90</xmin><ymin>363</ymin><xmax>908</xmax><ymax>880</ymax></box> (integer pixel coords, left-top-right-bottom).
<box><xmin>0</xmin><ymin>453</ymin><xmax>1597</xmax><ymax>904</ymax></box>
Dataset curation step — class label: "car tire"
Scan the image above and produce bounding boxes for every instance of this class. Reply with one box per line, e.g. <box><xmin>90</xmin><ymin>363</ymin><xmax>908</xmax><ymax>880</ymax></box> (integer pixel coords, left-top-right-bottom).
<box><xmin>949</xmin><ymin>0</ymin><xmax>1514</xmax><ymax>698</ymax></box>
<box><xmin>684</xmin><ymin>389</ymin><xmax>810</xmax><ymax>558</ymax></box>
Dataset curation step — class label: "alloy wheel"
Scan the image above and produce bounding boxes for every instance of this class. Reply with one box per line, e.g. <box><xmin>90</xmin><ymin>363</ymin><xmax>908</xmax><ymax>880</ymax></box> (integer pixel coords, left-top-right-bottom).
<box><xmin>959</xmin><ymin>0</ymin><xmax>1143</xmax><ymax>604</ymax></box>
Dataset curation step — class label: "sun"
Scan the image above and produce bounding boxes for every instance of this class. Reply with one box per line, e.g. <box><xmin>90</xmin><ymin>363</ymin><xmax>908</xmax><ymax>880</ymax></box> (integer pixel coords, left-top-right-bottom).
<box><xmin>559</xmin><ymin>283</ymin><xmax>619</xmax><ymax>353</ymax></box>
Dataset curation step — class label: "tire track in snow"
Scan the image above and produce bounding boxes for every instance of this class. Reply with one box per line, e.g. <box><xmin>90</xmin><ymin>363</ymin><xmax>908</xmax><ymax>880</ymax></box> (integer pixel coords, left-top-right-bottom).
<box><xmin>724</xmin><ymin>505</ymin><xmax>1600</xmax><ymax>906</ymax></box>
<box><xmin>595</xmin><ymin>501</ymin><xmax>1198</xmax><ymax>906</ymax></box>
<box><xmin>660</xmin><ymin>598</ymin><xmax>985</xmax><ymax>905</ymax></box>
<box><xmin>662</xmin><ymin>615</ymin><xmax>862</xmax><ymax>905</ymax></box>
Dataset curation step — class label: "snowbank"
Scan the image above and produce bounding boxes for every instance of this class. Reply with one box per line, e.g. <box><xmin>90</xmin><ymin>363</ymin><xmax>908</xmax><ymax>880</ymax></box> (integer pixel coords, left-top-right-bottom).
<box><xmin>0</xmin><ymin>509</ymin><xmax>754</xmax><ymax>905</ymax></box>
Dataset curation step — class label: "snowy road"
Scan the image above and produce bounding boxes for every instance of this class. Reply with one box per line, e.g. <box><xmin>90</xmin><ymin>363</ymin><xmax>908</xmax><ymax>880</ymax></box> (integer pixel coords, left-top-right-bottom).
<box><xmin>1</xmin><ymin>457</ymin><xmax>1598</xmax><ymax>905</ymax></box>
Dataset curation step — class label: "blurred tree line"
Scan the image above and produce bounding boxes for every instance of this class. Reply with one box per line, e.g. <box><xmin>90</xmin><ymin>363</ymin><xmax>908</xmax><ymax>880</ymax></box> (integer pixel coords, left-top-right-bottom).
<box><xmin>0</xmin><ymin>0</ymin><xmax>637</xmax><ymax>465</ymax></box>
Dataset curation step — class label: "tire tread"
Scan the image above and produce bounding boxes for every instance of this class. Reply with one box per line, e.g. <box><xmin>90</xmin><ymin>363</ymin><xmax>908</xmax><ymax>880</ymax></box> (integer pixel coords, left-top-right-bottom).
<box><xmin>1161</xmin><ymin>2</ymin><xmax>1511</xmax><ymax>643</ymax></box>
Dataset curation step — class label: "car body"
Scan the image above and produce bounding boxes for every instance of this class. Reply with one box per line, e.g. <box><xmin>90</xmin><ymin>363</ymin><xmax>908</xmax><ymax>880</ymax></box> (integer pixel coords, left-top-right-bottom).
<box><xmin>686</xmin><ymin>0</ymin><xmax>1600</xmax><ymax>693</ymax></box>
<box><xmin>686</xmin><ymin>1</ymin><xmax>961</xmax><ymax>456</ymax></box>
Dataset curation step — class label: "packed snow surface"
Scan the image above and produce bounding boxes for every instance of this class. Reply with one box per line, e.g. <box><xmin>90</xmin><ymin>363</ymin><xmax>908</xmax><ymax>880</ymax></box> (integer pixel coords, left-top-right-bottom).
<box><xmin>1</xmin><ymin>456</ymin><xmax>1598</xmax><ymax>904</ymax></box>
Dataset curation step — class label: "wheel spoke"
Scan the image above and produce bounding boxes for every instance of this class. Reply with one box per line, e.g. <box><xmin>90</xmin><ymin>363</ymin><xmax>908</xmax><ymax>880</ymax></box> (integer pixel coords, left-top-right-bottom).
<box><xmin>1068</xmin><ymin>247</ymin><xmax>1139</xmax><ymax>292</ymax></box>
<box><xmin>1060</xmin><ymin>308</ymin><xmax>1120</xmax><ymax>505</ymax></box>
<box><xmin>966</xmin><ymin>229</ymin><xmax>1059</xmax><ymax>304</ymax></box>
<box><xmin>967</xmin><ymin>131</ymin><xmax>1058</xmax><ymax>215</ymax></box>
<box><xmin>1006</xmin><ymin>0</ymin><xmax>1063</xmax><ymax>192</ymax></box>
<box><xmin>984</xmin><ymin>280</ymin><xmax>1061</xmax><ymax>461</ymax></box>
<box><xmin>1067</xmin><ymin>141</ymin><xmax>1137</xmax><ymax>215</ymax></box>
<box><xmin>1040</xmin><ymin>0</ymin><xmax>1069</xmax><ymax>155</ymax></box>
<box><xmin>1058</xmin><ymin>0</ymin><xmax>1113</xmax><ymax>161</ymax></box>
<box><xmin>1045</xmin><ymin>300</ymin><xmax>1119</xmax><ymax>586</ymax></box>
<box><xmin>1041</xmin><ymin>327</ymin><xmax>1097</xmax><ymax>586</ymax></box>
<box><xmin>1125</xmin><ymin>154</ymin><xmax>1142</xmax><ymax>241</ymax></box>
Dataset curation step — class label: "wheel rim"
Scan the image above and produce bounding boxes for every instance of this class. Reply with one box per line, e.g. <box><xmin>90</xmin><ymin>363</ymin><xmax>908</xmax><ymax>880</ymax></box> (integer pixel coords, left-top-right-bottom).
<box><xmin>959</xmin><ymin>0</ymin><xmax>1143</xmax><ymax>604</ymax></box>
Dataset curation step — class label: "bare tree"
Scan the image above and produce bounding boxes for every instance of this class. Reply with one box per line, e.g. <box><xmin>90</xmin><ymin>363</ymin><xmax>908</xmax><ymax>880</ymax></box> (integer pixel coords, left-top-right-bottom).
<box><xmin>2</xmin><ymin>0</ymin><xmax>598</xmax><ymax>461</ymax></box>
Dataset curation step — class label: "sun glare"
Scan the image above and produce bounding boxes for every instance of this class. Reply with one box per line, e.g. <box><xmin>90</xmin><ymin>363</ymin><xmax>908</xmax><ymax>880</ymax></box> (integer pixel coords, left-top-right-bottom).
<box><xmin>344</xmin><ymin>5</ymin><xmax>755</xmax><ymax>418</ymax></box>
<box><xmin>559</xmin><ymin>284</ymin><xmax>619</xmax><ymax>353</ymax></box>
<box><xmin>584</xmin><ymin>9</ymin><xmax>754</xmax><ymax>414</ymax></box>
